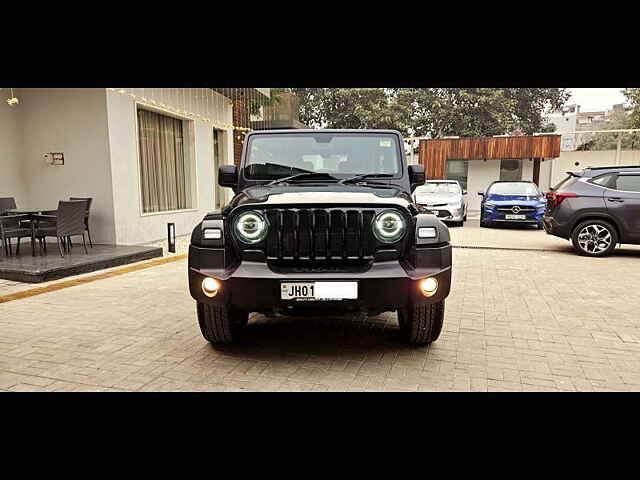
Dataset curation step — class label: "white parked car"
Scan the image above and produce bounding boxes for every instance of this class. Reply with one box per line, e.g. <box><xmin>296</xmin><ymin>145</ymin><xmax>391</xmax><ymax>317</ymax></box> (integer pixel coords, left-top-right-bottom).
<box><xmin>413</xmin><ymin>180</ymin><xmax>467</xmax><ymax>226</ymax></box>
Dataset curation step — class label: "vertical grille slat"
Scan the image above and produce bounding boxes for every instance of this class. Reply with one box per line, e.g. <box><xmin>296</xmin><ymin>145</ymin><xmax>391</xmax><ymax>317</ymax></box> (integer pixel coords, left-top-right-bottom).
<box><xmin>265</xmin><ymin>210</ymin><xmax>280</xmax><ymax>259</ymax></box>
<box><xmin>345</xmin><ymin>210</ymin><xmax>359</xmax><ymax>258</ymax></box>
<box><xmin>314</xmin><ymin>209</ymin><xmax>328</xmax><ymax>260</ymax></box>
<box><xmin>281</xmin><ymin>210</ymin><xmax>296</xmax><ymax>259</ymax></box>
<box><xmin>298</xmin><ymin>210</ymin><xmax>312</xmax><ymax>259</ymax></box>
<box><xmin>329</xmin><ymin>210</ymin><xmax>345</xmax><ymax>259</ymax></box>
<box><xmin>361</xmin><ymin>210</ymin><xmax>376</xmax><ymax>259</ymax></box>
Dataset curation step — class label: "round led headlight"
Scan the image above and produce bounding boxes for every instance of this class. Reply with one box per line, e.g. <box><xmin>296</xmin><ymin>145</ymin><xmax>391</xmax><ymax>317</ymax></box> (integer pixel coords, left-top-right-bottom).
<box><xmin>373</xmin><ymin>210</ymin><xmax>406</xmax><ymax>243</ymax></box>
<box><xmin>234</xmin><ymin>211</ymin><xmax>268</xmax><ymax>244</ymax></box>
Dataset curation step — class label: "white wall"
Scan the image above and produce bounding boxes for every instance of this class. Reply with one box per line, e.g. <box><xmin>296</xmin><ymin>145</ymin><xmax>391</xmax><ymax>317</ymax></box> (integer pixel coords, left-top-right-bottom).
<box><xmin>0</xmin><ymin>102</ymin><xmax>26</xmax><ymax>204</ymax></box>
<box><xmin>466</xmin><ymin>160</ymin><xmax>501</xmax><ymax>210</ymax></box>
<box><xmin>521</xmin><ymin>158</ymin><xmax>534</xmax><ymax>182</ymax></box>
<box><xmin>105</xmin><ymin>88</ymin><xmax>234</xmax><ymax>245</ymax></box>
<box><xmin>16</xmin><ymin>88</ymin><xmax>117</xmax><ymax>243</ymax></box>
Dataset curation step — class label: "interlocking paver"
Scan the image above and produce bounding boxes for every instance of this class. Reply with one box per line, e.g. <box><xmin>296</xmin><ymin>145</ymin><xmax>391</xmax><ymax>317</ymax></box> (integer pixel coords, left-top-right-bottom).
<box><xmin>1</xmin><ymin>244</ymin><xmax>640</xmax><ymax>391</ymax></box>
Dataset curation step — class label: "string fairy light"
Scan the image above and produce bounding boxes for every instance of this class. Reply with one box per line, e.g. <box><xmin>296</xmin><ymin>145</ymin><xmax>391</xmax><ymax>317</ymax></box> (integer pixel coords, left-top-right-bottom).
<box><xmin>106</xmin><ymin>87</ymin><xmax>254</xmax><ymax>132</ymax></box>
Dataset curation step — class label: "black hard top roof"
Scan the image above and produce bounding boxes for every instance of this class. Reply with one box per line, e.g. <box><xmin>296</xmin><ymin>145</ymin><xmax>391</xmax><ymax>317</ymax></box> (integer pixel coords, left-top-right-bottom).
<box><xmin>246</xmin><ymin>129</ymin><xmax>403</xmax><ymax>135</ymax></box>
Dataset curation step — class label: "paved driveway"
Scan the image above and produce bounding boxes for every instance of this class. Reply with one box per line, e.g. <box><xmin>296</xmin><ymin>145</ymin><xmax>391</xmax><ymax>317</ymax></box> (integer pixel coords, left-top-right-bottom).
<box><xmin>2</xmin><ymin>244</ymin><xmax>640</xmax><ymax>392</ymax></box>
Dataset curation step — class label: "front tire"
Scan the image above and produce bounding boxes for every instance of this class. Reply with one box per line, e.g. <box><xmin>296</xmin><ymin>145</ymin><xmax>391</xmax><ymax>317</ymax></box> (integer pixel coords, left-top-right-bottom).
<box><xmin>571</xmin><ymin>220</ymin><xmax>618</xmax><ymax>257</ymax></box>
<box><xmin>197</xmin><ymin>303</ymin><xmax>249</xmax><ymax>344</ymax></box>
<box><xmin>397</xmin><ymin>301</ymin><xmax>445</xmax><ymax>345</ymax></box>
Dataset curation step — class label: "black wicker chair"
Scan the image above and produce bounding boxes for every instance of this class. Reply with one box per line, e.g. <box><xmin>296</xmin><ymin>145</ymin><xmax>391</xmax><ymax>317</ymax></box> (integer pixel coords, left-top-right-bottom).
<box><xmin>0</xmin><ymin>214</ymin><xmax>33</xmax><ymax>256</ymax></box>
<box><xmin>33</xmin><ymin>201</ymin><xmax>88</xmax><ymax>257</ymax></box>
<box><xmin>69</xmin><ymin>197</ymin><xmax>93</xmax><ymax>247</ymax></box>
<box><xmin>0</xmin><ymin>197</ymin><xmax>17</xmax><ymax>216</ymax></box>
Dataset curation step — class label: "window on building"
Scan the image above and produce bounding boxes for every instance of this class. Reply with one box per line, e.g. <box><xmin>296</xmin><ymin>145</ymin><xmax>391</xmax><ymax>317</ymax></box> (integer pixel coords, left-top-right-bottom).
<box><xmin>446</xmin><ymin>160</ymin><xmax>469</xmax><ymax>191</ymax></box>
<box><xmin>499</xmin><ymin>159</ymin><xmax>523</xmax><ymax>181</ymax></box>
<box><xmin>137</xmin><ymin>108</ymin><xmax>195</xmax><ymax>214</ymax></box>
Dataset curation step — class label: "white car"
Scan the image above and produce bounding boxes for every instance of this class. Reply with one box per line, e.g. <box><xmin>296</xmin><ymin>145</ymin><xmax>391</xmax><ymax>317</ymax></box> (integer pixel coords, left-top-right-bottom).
<box><xmin>413</xmin><ymin>180</ymin><xmax>467</xmax><ymax>226</ymax></box>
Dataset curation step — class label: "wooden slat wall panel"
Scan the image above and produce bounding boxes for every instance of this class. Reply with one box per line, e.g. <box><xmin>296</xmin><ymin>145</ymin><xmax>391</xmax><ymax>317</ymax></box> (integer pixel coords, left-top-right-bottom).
<box><xmin>419</xmin><ymin>135</ymin><xmax>561</xmax><ymax>180</ymax></box>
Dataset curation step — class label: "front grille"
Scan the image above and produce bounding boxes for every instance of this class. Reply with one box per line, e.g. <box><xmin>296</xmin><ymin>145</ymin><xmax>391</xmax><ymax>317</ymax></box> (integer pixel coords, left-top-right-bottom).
<box><xmin>496</xmin><ymin>206</ymin><xmax>536</xmax><ymax>212</ymax></box>
<box><xmin>248</xmin><ymin>208</ymin><xmax>382</xmax><ymax>262</ymax></box>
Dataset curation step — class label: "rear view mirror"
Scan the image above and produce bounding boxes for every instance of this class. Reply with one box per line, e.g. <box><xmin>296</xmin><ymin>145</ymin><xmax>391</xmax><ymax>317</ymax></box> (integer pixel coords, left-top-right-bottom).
<box><xmin>408</xmin><ymin>165</ymin><xmax>425</xmax><ymax>191</ymax></box>
<box><xmin>218</xmin><ymin>165</ymin><xmax>238</xmax><ymax>189</ymax></box>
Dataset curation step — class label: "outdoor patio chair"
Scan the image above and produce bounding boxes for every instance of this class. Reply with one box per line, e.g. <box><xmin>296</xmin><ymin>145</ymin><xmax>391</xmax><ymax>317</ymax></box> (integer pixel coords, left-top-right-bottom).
<box><xmin>69</xmin><ymin>197</ymin><xmax>93</xmax><ymax>247</ymax></box>
<box><xmin>0</xmin><ymin>214</ymin><xmax>33</xmax><ymax>256</ymax></box>
<box><xmin>32</xmin><ymin>201</ymin><xmax>88</xmax><ymax>257</ymax></box>
<box><xmin>0</xmin><ymin>197</ymin><xmax>17</xmax><ymax>216</ymax></box>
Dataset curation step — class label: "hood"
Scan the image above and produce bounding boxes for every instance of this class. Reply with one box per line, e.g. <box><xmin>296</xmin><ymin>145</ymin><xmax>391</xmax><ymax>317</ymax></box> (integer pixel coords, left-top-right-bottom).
<box><xmin>226</xmin><ymin>184</ymin><xmax>414</xmax><ymax>211</ymax></box>
<box><xmin>414</xmin><ymin>192</ymin><xmax>461</xmax><ymax>205</ymax></box>
<box><xmin>485</xmin><ymin>194</ymin><xmax>545</xmax><ymax>205</ymax></box>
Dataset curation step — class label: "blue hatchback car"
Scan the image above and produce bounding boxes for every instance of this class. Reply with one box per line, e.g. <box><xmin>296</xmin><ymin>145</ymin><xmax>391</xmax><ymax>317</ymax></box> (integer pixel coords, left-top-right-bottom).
<box><xmin>479</xmin><ymin>181</ymin><xmax>546</xmax><ymax>229</ymax></box>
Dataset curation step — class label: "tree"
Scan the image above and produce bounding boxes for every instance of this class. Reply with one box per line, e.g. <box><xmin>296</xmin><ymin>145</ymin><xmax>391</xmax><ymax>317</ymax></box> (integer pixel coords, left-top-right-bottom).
<box><xmin>289</xmin><ymin>88</ymin><xmax>570</xmax><ymax>138</ymax></box>
<box><xmin>395</xmin><ymin>88</ymin><xmax>570</xmax><ymax>137</ymax></box>
<box><xmin>624</xmin><ymin>88</ymin><xmax>640</xmax><ymax>129</ymax></box>
<box><xmin>289</xmin><ymin>88</ymin><xmax>413</xmax><ymax>136</ymax></box>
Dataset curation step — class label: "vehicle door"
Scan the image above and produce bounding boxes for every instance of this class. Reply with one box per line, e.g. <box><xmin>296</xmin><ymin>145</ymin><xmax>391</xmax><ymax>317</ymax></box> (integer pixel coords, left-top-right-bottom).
<box><xmin>604</xmin><ymin>173</ymin><xmax>640</xmax><ymax>242</ymax></box>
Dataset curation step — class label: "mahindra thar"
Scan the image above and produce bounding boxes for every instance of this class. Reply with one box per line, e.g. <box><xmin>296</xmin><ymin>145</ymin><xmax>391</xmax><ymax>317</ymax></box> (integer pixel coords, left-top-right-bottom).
<box><xmin>188</xmin><ymin>130</ymin><xmax>452</xmax><ymax>345</ymax></box>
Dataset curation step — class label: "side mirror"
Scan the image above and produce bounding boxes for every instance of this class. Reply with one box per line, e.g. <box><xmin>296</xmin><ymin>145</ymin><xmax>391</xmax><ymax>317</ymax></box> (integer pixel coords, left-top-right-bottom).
<box><xmin>478</xmin><ymin>192</ymin><xmax>484</xmax><ymax>197</ymax></box>
<box><xmin>218</xmin><ymin>165</ymin><xmax>238</xmax><ymax>189</ymax></box>
<box><xmin>462</xmin><ymin>189</ymin><xmax>467</xmax><ymax>195</ymax></box>
<box><xmin>408</xmin><ymin>164</ymin><xmax>425</xmax><ymax>191</ymax></box>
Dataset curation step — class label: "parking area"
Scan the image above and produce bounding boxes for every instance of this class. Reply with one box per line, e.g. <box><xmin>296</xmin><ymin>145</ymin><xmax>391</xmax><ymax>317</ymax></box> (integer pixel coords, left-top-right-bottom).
<box><xmin>2</xmin><ymin>238</ymin><xmax>640</xmax><ymax>392</ymax></box>
<box><xmin>450</xmin><ymin>219</ymin><xmax>640</xmax><ymax>254</ymax></box>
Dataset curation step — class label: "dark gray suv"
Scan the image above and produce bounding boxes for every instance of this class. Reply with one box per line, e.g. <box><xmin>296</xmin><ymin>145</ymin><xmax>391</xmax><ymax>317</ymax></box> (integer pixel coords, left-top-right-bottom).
<box><xmin>544</xmin><ymin>166</ymin><xmax>640</xmax><ymax>257</ymax></box>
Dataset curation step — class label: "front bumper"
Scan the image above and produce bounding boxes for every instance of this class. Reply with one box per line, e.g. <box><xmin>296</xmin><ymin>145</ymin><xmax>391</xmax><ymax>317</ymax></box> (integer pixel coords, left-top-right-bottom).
<box><xmin>421</xmin><ymin>206</ymin><xmax>465</xmax><ymax>222</ymax></box>
<box><xmin>189</xmin><ymin>245</ymin><xmax>452</xmax><ymax>314</ymax></box>
<box><xmin>483</xmin><ymin>209</ymin><xmax>544</xmax><ymax>224</ymax></box>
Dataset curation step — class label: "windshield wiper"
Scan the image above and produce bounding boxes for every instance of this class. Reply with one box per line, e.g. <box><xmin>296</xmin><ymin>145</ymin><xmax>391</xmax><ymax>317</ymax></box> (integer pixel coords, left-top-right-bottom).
<box><xmin>267</xmin><ymin>172</ymin><xmax>338</xmax><ymax>186</ymax></box>
<box><xmin>338</xmin><ymin>173</ymin><xmax>394</xmax><ymax>185</ymax></box>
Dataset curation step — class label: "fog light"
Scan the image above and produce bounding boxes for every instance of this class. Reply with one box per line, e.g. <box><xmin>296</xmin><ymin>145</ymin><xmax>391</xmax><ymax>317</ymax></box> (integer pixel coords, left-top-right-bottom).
<box><xmin>420</xmin><ymin>277</ymin><xmax>438</xmax><ymax>297</ymax></box>
<box><xmin>202</xmin><ymin>277</ymin><xmax>220</xmax><ymax>297</ymax></box>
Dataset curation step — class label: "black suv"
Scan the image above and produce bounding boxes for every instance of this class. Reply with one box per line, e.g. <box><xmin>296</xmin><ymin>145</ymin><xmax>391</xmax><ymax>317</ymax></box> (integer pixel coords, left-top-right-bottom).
<box><xmin>188</xmin><ymin>129</ymin><xmax>452</xmax><ymax>345</ymax></box>
<box><xmin>544</xmin><ymin>165</ymin><xmax>640</xmax><ymax>256</ymax></box>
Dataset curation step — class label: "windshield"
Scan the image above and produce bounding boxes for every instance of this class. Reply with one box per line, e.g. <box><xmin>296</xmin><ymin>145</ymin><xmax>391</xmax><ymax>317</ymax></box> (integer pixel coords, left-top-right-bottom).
<box><xmin>416</xmin><ymin>182</ymin><xmax>461</xmax><ymax>195</ymax></box>
<box><xmin>245</xmin><ymin>133</ymin><xmax>401</xmax><ymax>180</ymax></box>
<box><xmin>488</xmin><ymin>182</ymin><xmax>540</xmax><ymax>196</ymax></box>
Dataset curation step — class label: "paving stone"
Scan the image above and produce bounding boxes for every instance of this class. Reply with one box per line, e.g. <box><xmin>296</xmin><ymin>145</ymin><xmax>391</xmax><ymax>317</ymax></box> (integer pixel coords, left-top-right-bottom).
<box><xmin>1</xmin><ymin>245</ymin><xmax>640</xmax><ymax>391</ymax></box>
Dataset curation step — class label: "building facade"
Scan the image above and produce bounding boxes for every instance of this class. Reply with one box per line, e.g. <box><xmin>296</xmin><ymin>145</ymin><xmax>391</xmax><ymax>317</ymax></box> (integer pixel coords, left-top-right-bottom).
<box><xmin>419</xmin><ymin>135</ymin><xmax>561</xmax><ymax>211</ymax></box>
<box><xmin>546</xmin><ymin>103</ymin><xmax>627</xmax><ymax>151</ymax></box>
<box><xmin>0</xmin><ymin>87</ymin><xmax>269</xmax><ymax>245</ymax></box>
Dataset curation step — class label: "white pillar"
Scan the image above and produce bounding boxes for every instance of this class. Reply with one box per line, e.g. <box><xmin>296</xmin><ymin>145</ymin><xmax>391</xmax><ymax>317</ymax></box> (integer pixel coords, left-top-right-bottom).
<box><xmin>615</xmin><ymin>134</ymin><xmax>622</xmax><ymax>166</ymax></box>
